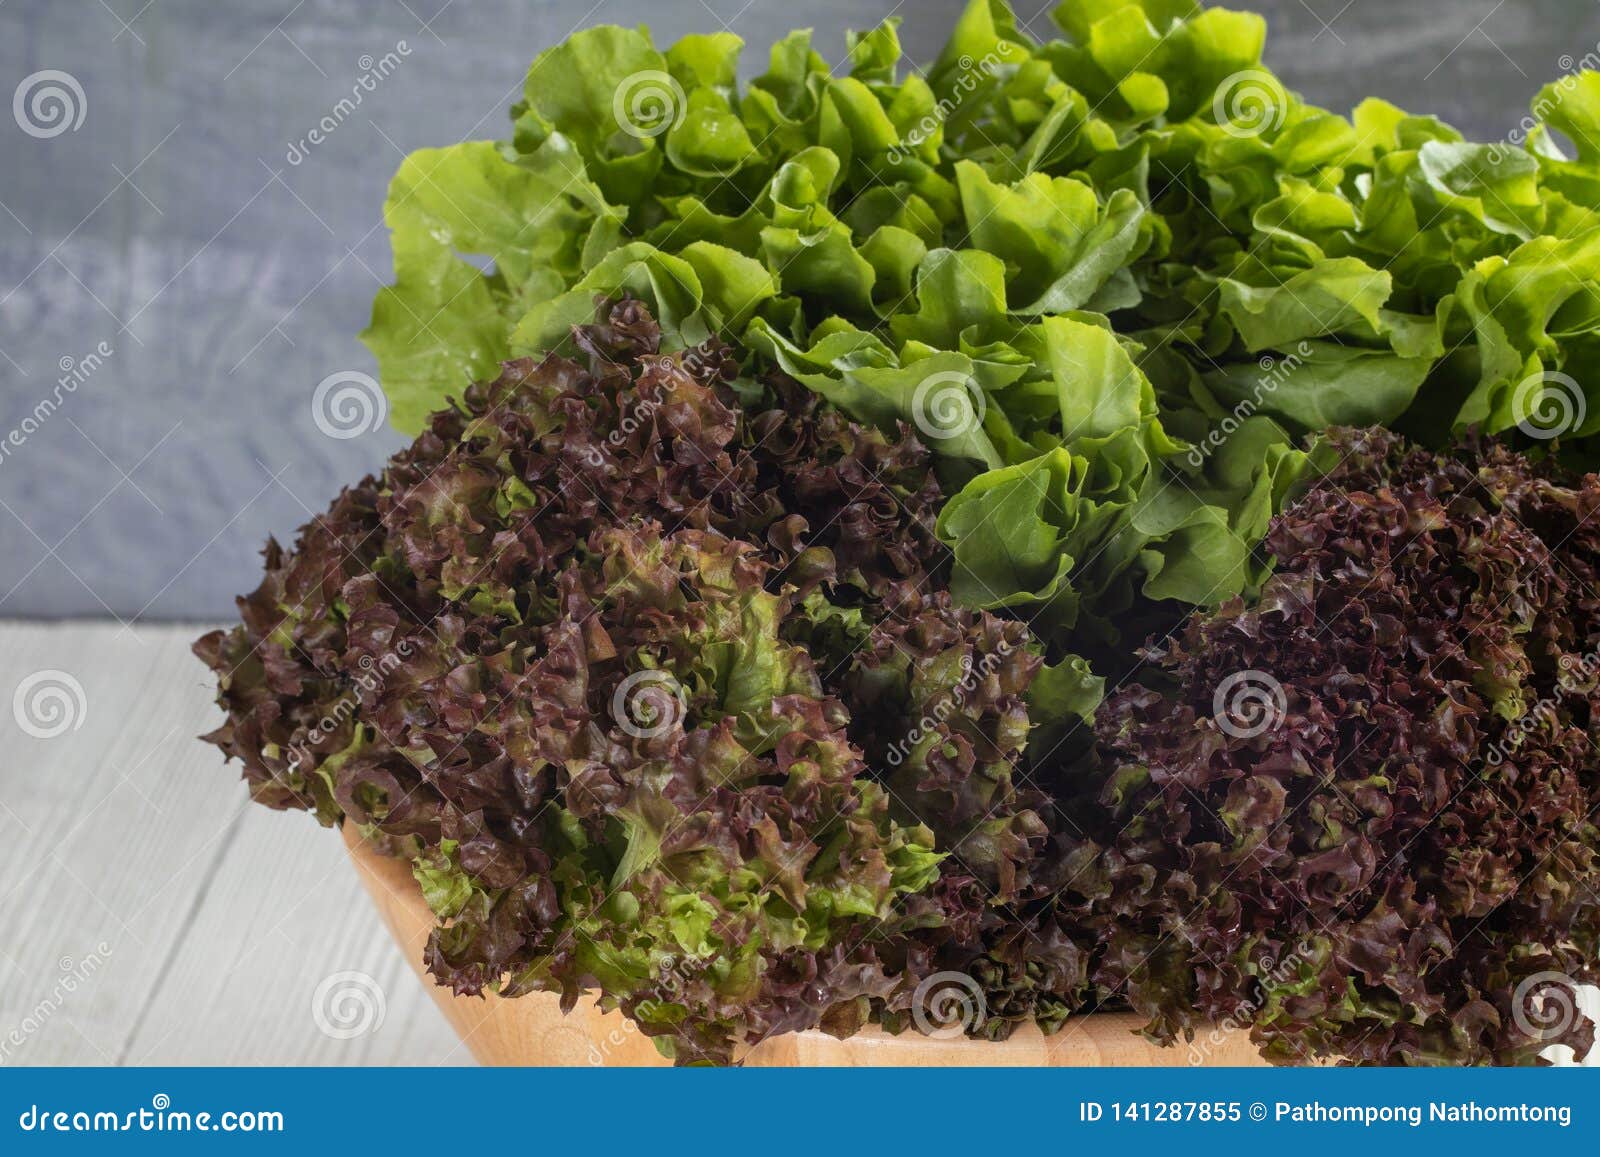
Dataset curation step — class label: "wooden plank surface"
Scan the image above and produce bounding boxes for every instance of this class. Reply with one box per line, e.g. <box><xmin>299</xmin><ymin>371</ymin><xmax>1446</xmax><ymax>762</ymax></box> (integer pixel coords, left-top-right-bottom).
<box><xmin>0</xmin><ymin>620</ymin><xmax>1595</xmax><ymax>1067</ymax></box>
<box><xmin>0</xmin><ymin>621</ymin><xmax>461</xmax><ymax>1066</ymax></box>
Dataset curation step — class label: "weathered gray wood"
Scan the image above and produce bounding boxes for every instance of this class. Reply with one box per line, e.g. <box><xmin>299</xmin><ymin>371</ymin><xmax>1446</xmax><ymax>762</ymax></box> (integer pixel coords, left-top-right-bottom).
<box><xmin>125</xmin><ymin>802</ymin><xmax>466</xmax><ymax>1066</ymax></box>
<box><xmin>0</xmin><ymin>621</ymin><xmax>460</xmax><ymax>1065</ymax></box>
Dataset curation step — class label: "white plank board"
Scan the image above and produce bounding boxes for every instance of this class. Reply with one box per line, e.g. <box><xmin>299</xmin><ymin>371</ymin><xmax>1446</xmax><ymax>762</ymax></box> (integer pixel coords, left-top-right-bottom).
<box><xmin>0</xmin><ymin>622</ymin><xmax>459</xmax><ymax>1066</ymax></box>
<box><xmin>125</xmin><ymin>803</ymin><xmax>466</xmax><ymax>1066</ymax></box>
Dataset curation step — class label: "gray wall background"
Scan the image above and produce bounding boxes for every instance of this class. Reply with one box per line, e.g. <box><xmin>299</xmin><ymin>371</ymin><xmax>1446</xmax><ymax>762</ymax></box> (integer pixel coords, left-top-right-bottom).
<box><xmin>0</xmin><ymin>0</ymin><xmax>1595</xmax><ymax>621</ymax></box>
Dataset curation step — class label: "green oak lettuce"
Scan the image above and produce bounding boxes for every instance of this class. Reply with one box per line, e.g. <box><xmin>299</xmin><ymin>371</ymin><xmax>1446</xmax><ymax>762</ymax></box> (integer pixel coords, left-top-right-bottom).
<box><xmin>360</xmin><ymin>0</ymin><xmax>1600</xmax><ymax>657</ymax></box>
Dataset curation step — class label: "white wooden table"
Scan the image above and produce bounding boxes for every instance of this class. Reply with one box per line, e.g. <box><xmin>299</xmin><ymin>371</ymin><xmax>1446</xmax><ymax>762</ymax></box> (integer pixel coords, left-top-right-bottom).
<box><xmin>0</xmin><ymin>622</ymin><xmax>463</xmax><ymax>1066</ymax></box>
<box><xmin>2</xmin><ymin>621</ymin><xmax>1594</xmax><ymax>1067</ymax></box>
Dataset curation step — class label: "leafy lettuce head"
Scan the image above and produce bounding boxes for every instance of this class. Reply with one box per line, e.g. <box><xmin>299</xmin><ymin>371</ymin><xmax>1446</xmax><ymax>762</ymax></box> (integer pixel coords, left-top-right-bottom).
<box><xmin>359</xmin><ymin>0</ymin><xmax>1600</xmax><ymax>660</ymax></box>
<box><xmin>1068</xmin><ymin>429</ymin><xmax>1600</xmax><ymax>1065</ymax></box>
<box><xmin>197</xmin><ymin>300</ymin><xmax>1066</xmax><ymax>1062</ymax></box>
<box><xmin>206</xmin><ymin>0</ymin><xmax>1600</xmax><ymax>1065</ymax></box>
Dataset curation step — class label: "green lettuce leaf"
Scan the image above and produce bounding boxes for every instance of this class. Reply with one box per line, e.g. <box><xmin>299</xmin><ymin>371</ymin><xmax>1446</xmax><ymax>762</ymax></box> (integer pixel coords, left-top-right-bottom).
<box><xmin>359</xmin><ymin>0</ymin><xmax>1600</xmax><ymax>709</ymax></box>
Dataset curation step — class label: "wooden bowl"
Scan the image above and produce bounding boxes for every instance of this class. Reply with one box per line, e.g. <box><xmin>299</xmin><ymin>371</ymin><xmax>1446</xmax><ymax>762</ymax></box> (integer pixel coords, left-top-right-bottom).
<box><xmin>345</xmin><ymin>826</ymin><xmax>1267</xmax><ymax>1066</ymax></box>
